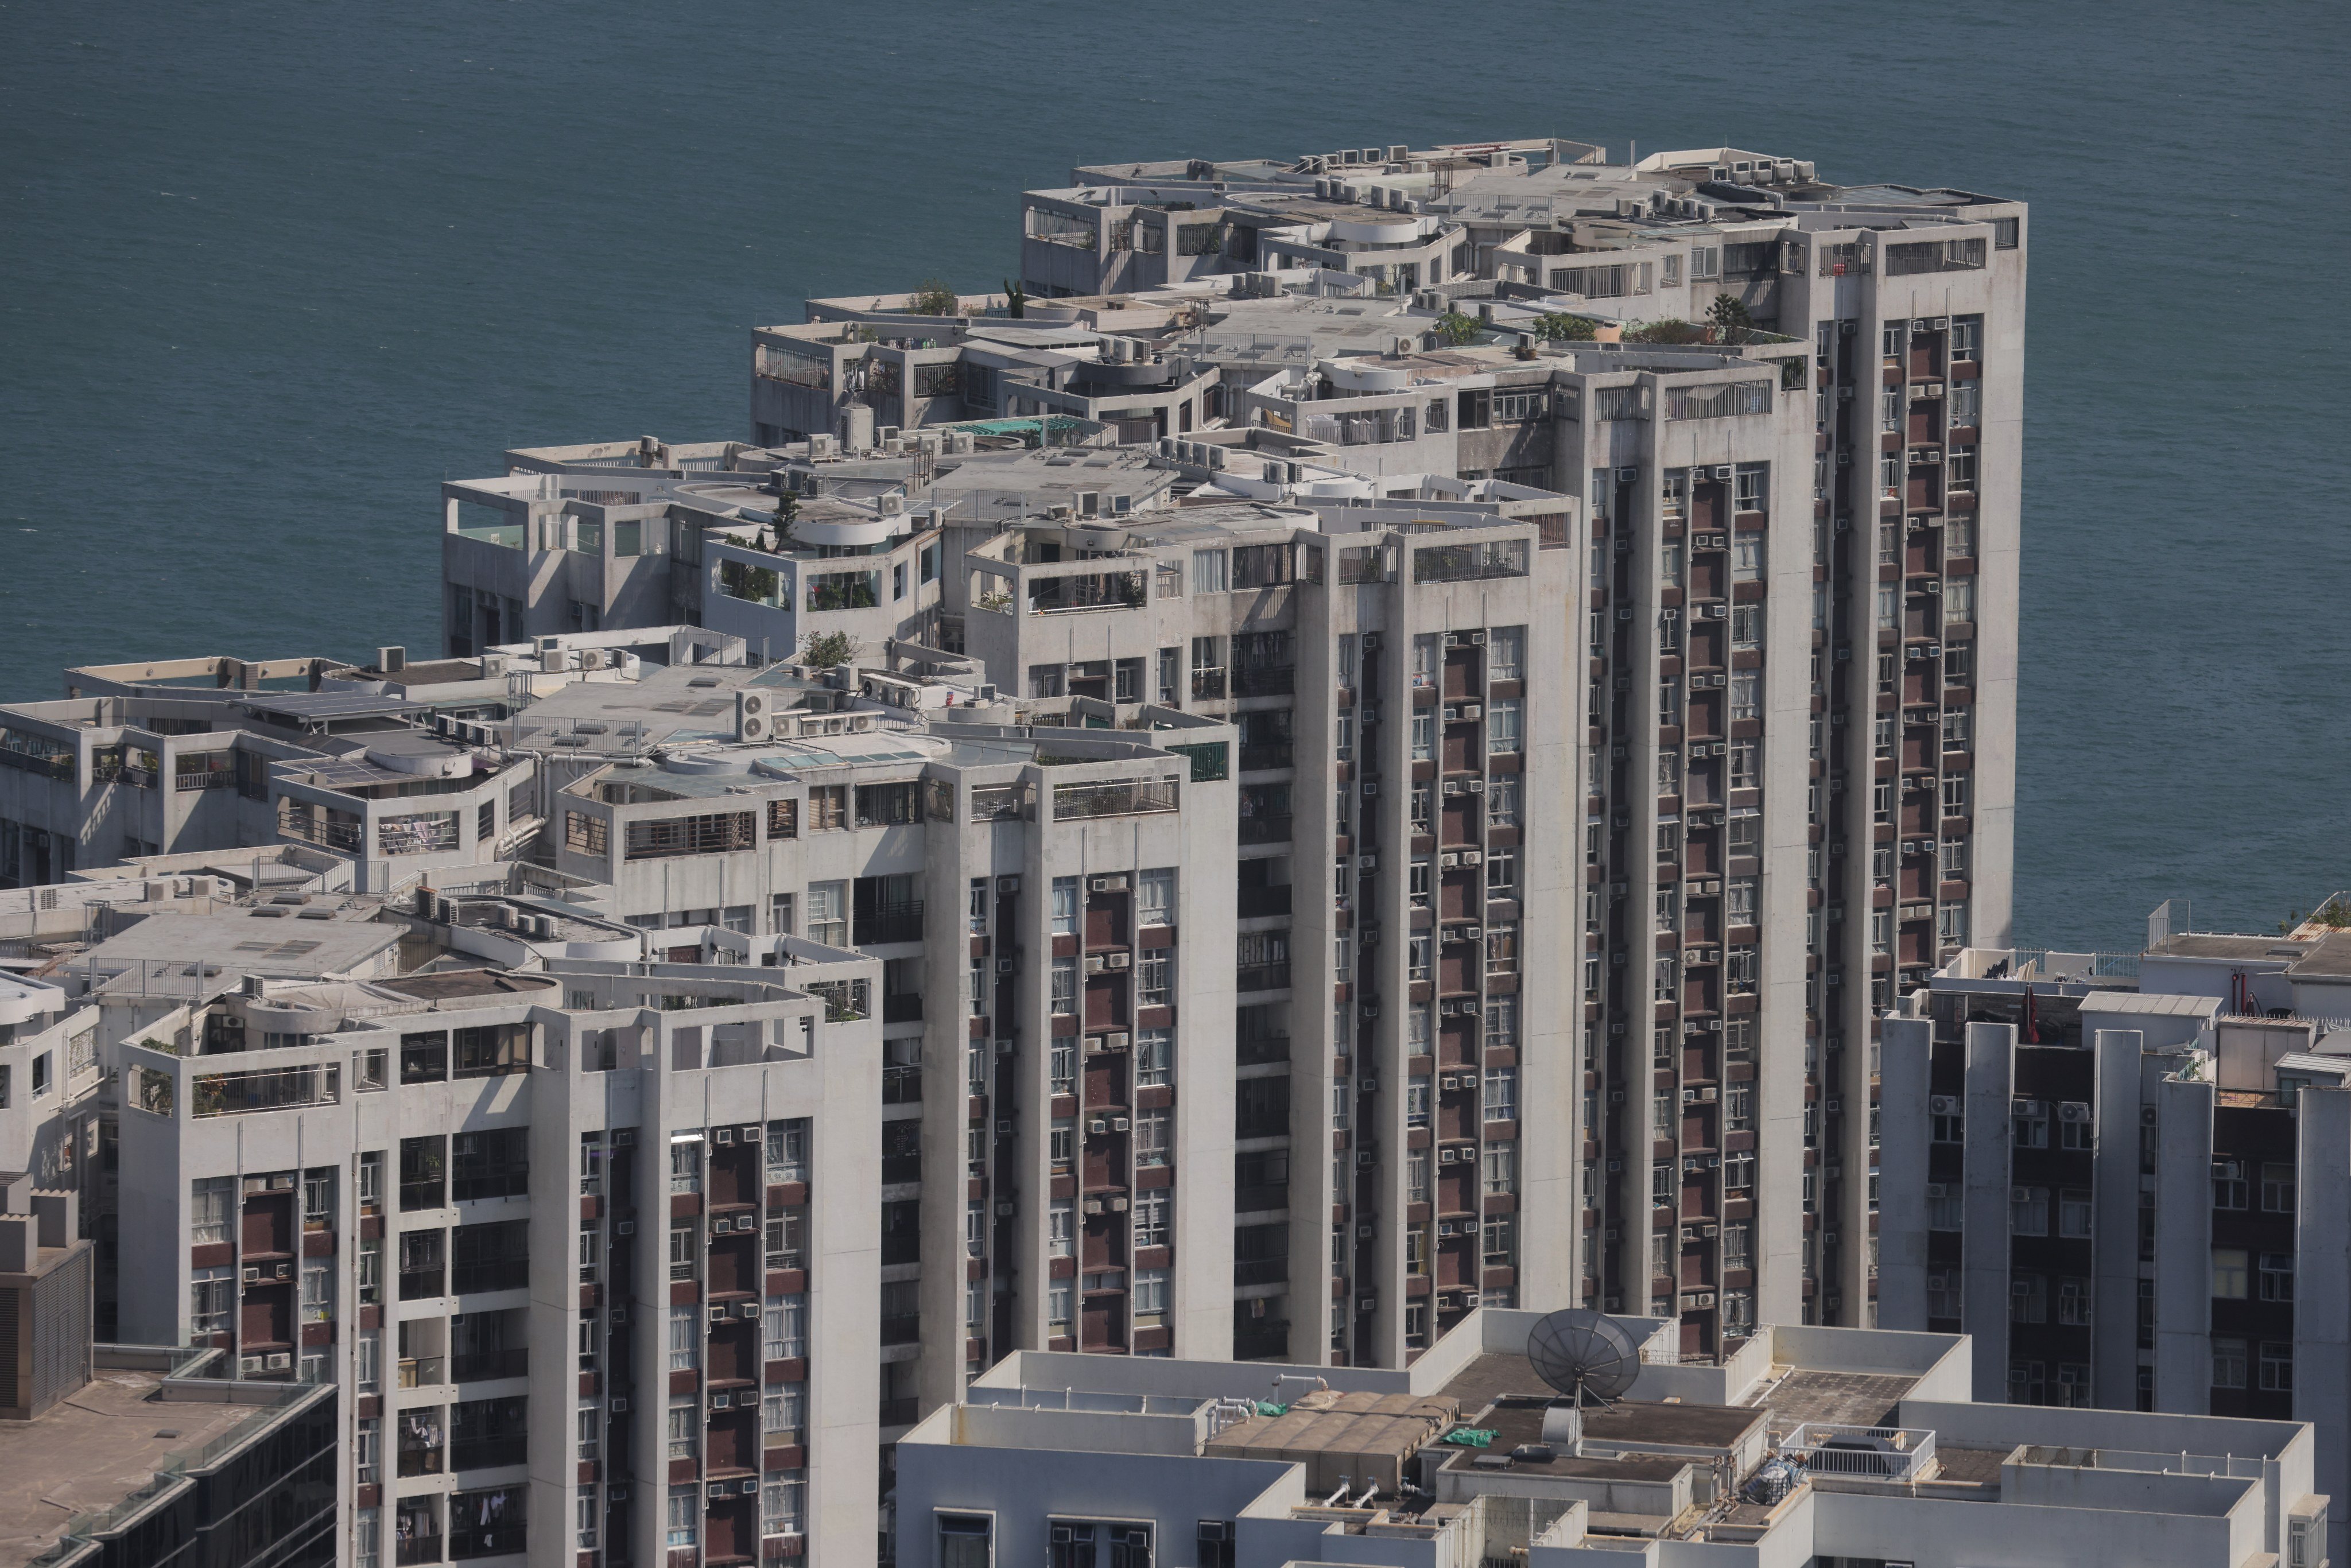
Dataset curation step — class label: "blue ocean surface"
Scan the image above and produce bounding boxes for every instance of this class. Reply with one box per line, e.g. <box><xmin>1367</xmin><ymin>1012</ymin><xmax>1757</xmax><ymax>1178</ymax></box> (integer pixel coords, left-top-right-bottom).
<box><xmin>2</xmin><ymin>1</ymin><xmax>2344</xmax><ymax>949</ymax></box>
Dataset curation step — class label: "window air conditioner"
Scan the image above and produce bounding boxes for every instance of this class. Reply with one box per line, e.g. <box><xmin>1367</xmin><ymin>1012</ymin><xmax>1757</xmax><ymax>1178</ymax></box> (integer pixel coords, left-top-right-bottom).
<box><xmin>1930</xmin><ymin>1095</ymin><xmax>1959</xmax><ymax>1116</ymax></box>
<box><xmin>1712</xmin><ymin>465</ymin><xmax>1733</xmax><ymax>480</ymax></box>
<box><xmin>996</xmin><ymin>875</ymin><xmax>1021</xmax><ymax>894</ymax></box>
<box><xmin>995</xmin><ymin>958</ymin><xmax>1015</xmax><ymax>975</ymax></box>
<box><xmin>2011</xmin><ymin>1186</ymin><xmax>2032</xmax><ymax>1204</ymax></box>
<box><xmin>611</xmin><ymin>1398</ymin><xmax>629</xmax><ymax>1413</ymax></box>
<box><xmin>1090</xmin><ymin>875</ymin><xmax>1128</xmax><ymax>892</ymax></box>
<box><xmin>1617</xmin><ymin>467</ymin><xmax>1639</xmax><ymax>482</ymax></box>
<box><xmin>2058</xmin><ymin>1101</ymin><xmax>2091</xmax><ymax>1123</ymax></box>
<box><xmin>616</xmin><ymin>1221</ymin><xmax>635</xmax><ymax>1236</ymax></box>
<box><xmin>1357</xmin><ymin>1297</ymin><xmax>1378</xmax><ymax>1313</ymax></box>
<box><xmin>1107</xmin><ymin>952</ymin><xmax>1130</xmax><ymax>969</ymax></box>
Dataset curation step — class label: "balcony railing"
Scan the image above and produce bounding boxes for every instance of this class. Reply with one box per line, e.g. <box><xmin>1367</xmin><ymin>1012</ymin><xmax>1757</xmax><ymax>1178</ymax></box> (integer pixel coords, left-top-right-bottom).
<box><xmin>396</xmin><ymin>1532</ymin><xmax>445</xmax><ymax>1566</ymax></box>
<box><xmin>401</xmin><ymin>1179</ymin><xmax>446</xmax><ymax>1211</ymax></box>
<box><xmin>1234</xmin><ymin>1258</ymin><xmax>1287</xmax><ymax>1287</ymax></box>
<box><xmin>1238</xmin><ymin>744</ymin><xmax>1294</xmax><ymax>772</ymax></box>
<box><xmin>450</xmin><ymin>1349</ymin><xmax>527</xmax><ymax>1383</ymax></box>
<box><xmin>855</xmin><ymin>902</ymin><xmax>925</xmax><ymax>945</ymax></box>
<box><xmin>880</xmin><ymin>1314</ymin><xmax>921</xmax><ymax>1346</ymax></box>
<box><xmin>882</xmin><ymin>1065</ymin><xmax>923</xmax><ymax>1105</ymax></box>
<box><xmin>397</xmin><ymin>1357</ymin><xmax>445</xmax><ymax>1390</ymax></box>
<box><xmin>1236</xmin><ymin>1031</ymin><xmax>1289</xmax><ymax>1067</ymax></box>
<box><xmin>881</xmin><ymin>1154</ymin><xmax>922</xmax><ymax>1185</ymax></box>
<box><xmin>399</xmin><ymin>1270</ymin><xmax>445</xmax><ymax>1301</ymax></box>
<box><xmin>1778</xmin><ymin>1422</ymin><xmax>1937</xmax><ymax>1482</ymax></box>
<box><xmin>1236</xmin><ymin>963</ymin><xmax>1291</xmax><ymax>994</ymax></box>
<box><xmin>1189</xmin><ymin>669</ymin><xmax>1227</xmax><ymax>700</ymax></box>
<box><xmin>451</xmin><ymin>1259</ymin><xmax>529</xmax><ymax>1295</ymax></box>
<box><xmin>1230</xmin><ymin>665</ymin><xmax>1296</xmax><ymax>697</ymax></box>
<box><xmin>1237</xmin><ymin>886</ymin><xmax>1293</xmax><ymax>919</ymax></box>
<box><xmin>882</xmin><ymin>992</ymin><xmax>925</xmax><ymax>1024</ymax></box>
<box><xmin>448</xmin><ymin>1434</ymin><xmax>528</xmax><ymax>1472</ymax></box>
<box><xmin>1237</xmin><ymin>814</ymin><xmax>1293</xmax><ymax>845</ymax></box>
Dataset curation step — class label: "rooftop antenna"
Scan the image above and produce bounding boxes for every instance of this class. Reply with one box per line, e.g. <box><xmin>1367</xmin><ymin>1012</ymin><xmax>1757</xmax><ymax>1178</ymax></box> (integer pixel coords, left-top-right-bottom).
<box><xmin>1527</xmin><ymin>1307</ymin><xmax>1639</xmax><ymax>1457</ymax></box>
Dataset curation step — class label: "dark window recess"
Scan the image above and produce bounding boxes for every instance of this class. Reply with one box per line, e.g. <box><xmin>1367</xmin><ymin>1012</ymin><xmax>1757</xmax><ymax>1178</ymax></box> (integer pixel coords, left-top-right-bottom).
<box><xmin>451</xmin><ymin>1128</ymin><xmax>529</xmax><ymax>1203</ymax></box>
<box><xmin>881</xmin><ymin>1199</ymin><xmax>921</xmax><ymax>1266</ymax></box>
<box><xmin>450</xmin><ymin>1220</ymin><xmax>529</xmax><ymax>1295</ymax></box>
<box><xmin>882</xmin><ymin>1120</ymin><xmax>922</xmax><ymax>1186</ymax></box>
<box><xmin>400</xmin><ymin>1136</ymin><xmax>447</xmax><ymax>1210</ymax></box>
<box><xmin>401</xmin><ymin>1032</ymin><xmax>448</xmax><ymax>1084</ymax></box>
<box><xmin>449</xmin><ymin>1396</ymin><xmax>529</xmax><ymax>1472</ymax></box>
<box><xmin>453</xmin><ymin>1023</ymin><xmax>529</xmax><ymax>1078</ymax></box>
<box><xmin>1236</xmin><ymin>1075</ymin><xmax>1291</xmax><ymax>1140</ymax></box>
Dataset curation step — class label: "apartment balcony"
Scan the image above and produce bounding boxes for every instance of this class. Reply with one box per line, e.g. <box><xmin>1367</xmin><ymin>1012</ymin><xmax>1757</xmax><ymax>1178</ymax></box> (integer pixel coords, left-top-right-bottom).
<box><xmin>1237</xmin><ymin>815</ymin><xmax>1293</xmax><ymax>846</ymax></box>
<box><xmin>449</xmin><ymin>1434</ymin><xmax>528</xmax><ymax>1472</ymax></box>
<box><xmin>395</xmin><ymin>1533</ymin><xmax>444</xmax><ymax>1567</ymax></box>
<box><xmin>882</xmin><ymin>992</ymin><xmax>925</xmax><ymax>1025</ymax></box>
<box><xmin>880</xmin><ymin>1314</ymin><xmax>921</xmax><ymax>1346</ymax></box>
<box><xmin>880</xmin><ymin>1397</ymin><xmax>921</xmax><ymax>1428</ymax></box>
<box><xmin>1239</xmin><ymin>744</ymin><xmax>1294</xmax><ymax>773</ymax></box>
<box><xmin>855</xmin><ymin>902</ymin><xmax>925</xmax><ymax>945</ymax></box>
<box><xmin>1236</xmin><ymin>963</ymin><xmax>1291</xmax><ymax>995</ymax></box>
<box><xmin>1231</xmin><ymin>666</ymin><xmax>1296</xmax><ymax>698</ymax></box>
<box><xmin>882</xmin><ymin>1065</ymin><xmax>923</xmax><ymax>1105</ymax></box>
<box><xmin>399</xmin><ymin>1270</ymin><xmax>445</xmax><ymax>1302</ymax></box>
<box><xmin>450</xmin><ymin>1348</ymin><xmax>527</xmax><ymax>1383</ymax></box>
<box><xmin>1235</xmin><ymin>1031</ymin><xmax>1290</xmax><ymax>1068</ymax></box>
<box><xmin>1234</xmin><ymin>1258</ymin><xmax>1287</xmax><ymax>1287</ymax></box>
<box><xmin>397</xmin><ymin>1357</ymin><xmax>445</xmax><ymax>1390</ymax></box>
<box><xmin>1236</xmin><ymin>886</ymin><xmax>1293</xmax><ymax>919</ymax></box>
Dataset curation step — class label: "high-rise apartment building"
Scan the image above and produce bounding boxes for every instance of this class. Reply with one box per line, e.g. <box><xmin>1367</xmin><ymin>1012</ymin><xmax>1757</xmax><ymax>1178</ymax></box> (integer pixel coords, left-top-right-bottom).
<box><xmin>1879</xmin><ymin>899</ymin><xmax>2351</xmax><ymax>1567</ymax></box>
<box><xmin>0</xmin><ymin>127</ymin><xmax>2039</xmax><ymax>1568</ymax></box>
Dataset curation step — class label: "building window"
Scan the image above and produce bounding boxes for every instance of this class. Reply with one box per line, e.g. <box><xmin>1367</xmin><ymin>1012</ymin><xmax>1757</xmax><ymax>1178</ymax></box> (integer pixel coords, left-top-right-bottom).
<box><xmin>1138</xmin><ymin>868</ymin><xmax>1176</xmax><ymax>926</ymax></box>
<box><xmin>805</xmin><ymin>881</ymin><xmax>847</xmax><ymax>944</ymax></box>
<box><xmin>1488</xmin><ymin>698</ymin><xmax>1523</xmax><ymax>754</ymax></box>
<box><xmin>2261</xmin><ymin>1163</ymin><xmax>2296</xmax><ymax>1213</ymax></box>
<box><xmin>2013</xmin><ymin>1101</ymin><xmax>2050</xmax><ymax>1150</ymax></box>
<box><xmin>191</xmin><ymin>1177</ymin><xmax>232</xmax><ymax>1244</ymax></box>
<box><xmin>2260</xmin><ymin>1341</ymin><xmax>2293</xmax><ymax>1393</ymax></box>
<box><xmin>1927</xmin><ymin>1183</ymin><xmax>1962</xmax><ymax>1231</ymax></box>
<box><xmin>2212</xmin><ymin>1337</ymin><xmax>2248</xmax><ymax>1390</ymax></box>
<box><xmin>2009</xmin><ymin>1273</ymin><xmax>2046</xmax><ymax>1325</ymax></box>
<box><xmin>668</xmin><ymin>1305</ymin><xmax>700</xmax><ymax>1371</ymax></box>
<box><xmin>2259</xmin><ymin>1251</ymin><xmax>2294</xmax><ymax>1303</ymax></box>
<box><xmin>1732</xmin><ymin>534</ymin><xmax>1765</xmax><ymax>582</ymax></box>
<box><xmin>2212</xmin><ymin>1158</ymin><xmax>2248</xmax><ymax>1209</ymax></box>
<box><xmin>2011</xmin><ymin>1185</ymin><xmax>2049</xmax><ymax>1236</ymax></box>
<box><xmin>2211</xmin><ymin>1247</ymin><xmax>2249</xmax><ymax>1300</ymax></box>
<box><xmin>2058</xmin><ymin>1189</ymin><xmax>2093</xmax><ymax>1238</ymax></box>
<box><xmin>2057</xmin><ymin>1277</ymin><xmax>2092</xmax><ymax>1326</ymax></box>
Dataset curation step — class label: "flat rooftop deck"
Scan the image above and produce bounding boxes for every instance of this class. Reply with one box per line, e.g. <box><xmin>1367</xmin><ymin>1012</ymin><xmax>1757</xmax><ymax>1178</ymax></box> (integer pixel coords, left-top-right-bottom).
<box><xmin>0</xmin><ymin>1368</ymin><xmax>250</xmax><ymax>1564</ymax></box>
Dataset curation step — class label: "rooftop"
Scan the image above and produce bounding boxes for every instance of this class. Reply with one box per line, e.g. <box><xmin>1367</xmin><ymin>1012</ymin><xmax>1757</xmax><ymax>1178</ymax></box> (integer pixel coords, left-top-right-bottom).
<box><xmin>0</xmin><ymin>1363</ymin><xmax>252</xmax><ymax>1565</ymax></box>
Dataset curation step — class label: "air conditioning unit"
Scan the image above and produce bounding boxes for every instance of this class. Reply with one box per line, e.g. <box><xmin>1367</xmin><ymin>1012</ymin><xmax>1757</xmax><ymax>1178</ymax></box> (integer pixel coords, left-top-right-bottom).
<box><xmin>1084</xmin><ymin>954</ymin><xmax>1104</xmax><ymax>974</ymax></box>
<box><xmin>1440</xmin><ymin>1148</ymin><xmax>1460</xmax><ymax>1163</ymax></box>
<box><xmin>1359</xmin><ymin>852</ymin><xmax>1378</xmax><ymax>870</ymax></box>
<box><xmin>1438</xmin><ymin>1221</ymin><xmax>1457</xmax><ymax>1237</ymax></box>
<box><xmin>1088</xmin><ymin>1119</ymin><xmax>1107</xmax><ymax>1134</ymax></box>
<box><xmin>2011</xmin><ymin>1186</ymin><xmax>2033</xmax><ymax>1204</ymax></box>
<box><xmin>616</xmin><ymin>1220</ymin><xmax>636</xmax><ymax>1236</ymax></box>
<box><xmin>1357</xmin><ymin>1296</ymin><xmax>1378</xmax><ymax>1313</ymax></box>
<box><xmin>740</xmin><ymin>1478</ymin><xmax>761</xmax><ymax>1496</ymax></box>
<box><xmin>2058</xmin><ymin>1101</ymin><xmax>2092</xmax><ymax>1124</ymax></box>
<box><xmin>1103</xmin><ymin>1031</ymin><xmax>1131</xmax><ymax>1050</ymax></box>
<box><xmin>611</xmin><ymin>1398</ymin><xmax>630</xmax><ymax>1413</ymax></box>
<box><xmin>1465</xmin><ymin>780</ymin><xmax>1485</xmax><ymax>796</ymax></box>
<box><xmin>266</xmin><ymin>1352</ymin><xmax>292</xmax><ymax>1371</ymax></box>
<box><xmin>740</xmin><ymin>1301</ymin><xmax>761</xmax><ymax>1319</ymax></box>
<box><xmin>1460</xmin><ymin>703</ymin><xmax>1483</xmax><ymax>720</ymax></box>
<box><xmin>1911</xmin><ymin>319</ymin><xmax>1933</xmax><ymax>333</ymax></box>
<box><xmin>713</xmin><ymin>1128</ymin><xmax>734</xmax><ymax>1145</ymax></box>
<box><xmin>711</xmin><ymin>1391</ymin><xmax>732</xmax><ymax>1408</ymax></box>
<box><xmin>1362</xmin><ymin>633</ymin><xmax>1381</xmax><ymax>650</ymax></box>
<box><xmin>241</xmin><ymin>1267</ymin><xmax>259</xmax><ymax>1283</ymax></box>
<box><xmin>614</xmin><ymin>1128</ymin><xmax>635</xmax><ymax>1146</ymax></box>
<box><xmin>1362</xmin><ymin>781</ymin><xmax>1379</xmax><ymax>797</ymax></box>
<box><xmin>611</xmin><ymin>1307</ymin><xmax>629</xmax><ymax>1324</ymax></box>
<box><xmin>1090</xmin><ymin>875</ymin><xmax>1128</xmax><ymax>892</ymax></box>
<box><xmin>1930</xmin><ymin>1095</ymin><xmax>1960</xmax><ymax>1116</ymax></box>
<box><xmin>995</xmin><ymin>958</ymin><xmax>1015</xmax><ymax>975</ymax></box>
<box><xmin>996</xmin><ymin>875</ymin><xmax>1021</xmax><ymax>894</ymax></box>
<box><xmin>1687</xmin><ymin>1292</ymin><xmax>1717</xmax><ymax>1308</ymax></box>
<box><xmin>1712</xmin><ymin>465</ymin><xmax>1733</xmax><ymax>481</ymax></box>
<box><xmin>710</xmin><ymin>1306</ymin><xmax>728</xmax><ymax>1324</ymax></box>
<box><xmin>1705</xmin><ymin>604</ymin><xmax>1728</xmax><ymax>619</ymax></box>
<box><xmin>1917</xmin><ymin>383</ymin><xmax>1944</xmax><ymax>399</ymax></box>
<box><xmin>1468</xmin><ymin>631</ymin><xmax>1487</xmax><ymax>645</ymax></box>
<box><xmin>1616</xmin><ymin>467</ymin><xmax>1639</xmax><ymax>482</ymax></box>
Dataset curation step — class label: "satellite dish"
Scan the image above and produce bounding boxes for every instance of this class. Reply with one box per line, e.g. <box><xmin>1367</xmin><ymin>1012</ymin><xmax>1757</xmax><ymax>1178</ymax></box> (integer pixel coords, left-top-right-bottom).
<box><xmin>1528</xmin><ymin>1308</ymin><xmax>1640</xmax><ymax>1405</ymax></box>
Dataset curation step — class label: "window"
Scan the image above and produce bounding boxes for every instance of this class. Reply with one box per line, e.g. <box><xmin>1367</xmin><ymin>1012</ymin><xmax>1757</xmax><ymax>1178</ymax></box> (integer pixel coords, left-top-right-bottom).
<box><xmin>1134</xmin><ymin>1109</ymin><xmax>1169</xmax><ymax>1167</ymax></box>
<box><xmin>667</xmin><ymin>1304</ymin><xmax>700</xmax><ymax>1371</ymax></box>
<box><xmin>1484</xmin><ymin>995</ymin><xmax>1518</xmax><ymax>1049</ymax></box>
<box><xmin>1486</xmin><ymin>775</ymin><xmax>1519</xmax><ymax>827</ymax></box>
<box><xmin>1127</xmin><ymin>1027</ymin><xmax>1171</xmax><ymax>1088</ymax></box>
<box><xmin>1729</xmin><ymin>740</ymin><xmax>1758</xmax><ymax>790</ymax></box>
<box><xmin>1659</xmin><ymin>538</ymin><xmax>1683</xmax><ymax>588</ymax></box>
<box><xmin>2014</xmin><ymin>1100</ymin><xmax>2050</xmax><ymax>1149</ymax></box>
<box><xmin>2212</xmin><ymin>1247</ymin><xmax>2249</xmax><ymax>1299</ymax></box>
<box><xmin>666</xmin><ymin>1488</ymin><xmax>700</xmax><ymax>1549</ymax></box>
<box><xmin>2212</xmin><ymin>1336</ymin><xmax>2248</xmax><ymax>1390</ymax></box>
<box><xmin>1731</xmin><ymin>602</ymin><xmax>1762</xmax><ymax>649</ymax></box>
<box><xmin>1410</xmin><ymin>711</ymin><xmax>1436</xmax><ymax>761</ymax></box>
<box><xmin>191</xmin><ymin>1177</ymin><xmax>232</xmax><ymax>1244</ymax></box>
<box><xmin>1732</xmin><ymin>534</ymin><xmax>1764</xmax><ymax>581</ymax></box>
<box><xmin>2260</xmin><ymin>1341</ymin><xmax>2294</xmax><ymax>1393</ymax></box>
<box><xmin>1136</xmin><ymin>949</ymin><xmax>1171</xmax><ymax>1008</ymax></box>
<box><xmin>1138</xmin><ymin>868</ymin><xmax>1175</xmax><ymax>926</ymax></box>
<box><xmin>1050</xmin><ymin>876</ymin><xmax>1080</xmax><ymax>936</ymax></box>
<box><xmin>1726</xmin><ymin>1084</ymin><xmax>1753</xmax><ymax>1133</ymax></box>
<box><xmin>2011</xmin><ymin>1185</ymin><xmax>2049</xmax><ymax>1236</ymax></box>
<box><xmin>1487</xmin><ymin>698</ymin><xmax>1523</xmax><ymax>754</ymax></box>
<box><xmin>1927</xmin><ymin>1183</ymin><xmax>1963</xmax><ymax>1231</ymax></box>
<box><xmin>1941</xmin><ymin>837</ymin><xmax>1970</xmax><ymax>881</ymax></box>
<box><xmin>2212</xmin><ymin>1158</ymin><xmax>2248</xmax><ymax>1209</ymax></box>
<box><xmin>1405</xmin><ymin>1077</ymin><xmax>1431</xmax><ymax>1128</ymax></box>
<box><xmin>1728</xmin><ymin>807</ymin><xmax>1760</xmax><ymax>854</ymax></box>
<box><xmin>191</xmin><ymin>1265</ymin><xmax>234</xmax><ymax>1336</ymax></box>
<box><xmin>805</xmin><ymin>881</ymin><xmax>846</xmax><ymax>944</ymax></box>
<box><xmin>1729</xmin><ymin>670</ymin><xmax>1759</xmax><ymax>721</ymax></box>
<box><xmin>1481</xmin><ymin>1143</ymin><xmax>1516</xmax><ymax>1195</ymax></box>
<box><xmin>1654</xmin><ymin>955</ymin><xmax>1678</xmax><ymax>1003</ymax></box>
<box><xmin>2259</xmin><ymin>1251</ymin><xmax>2294</xmax><ymax>1303</ymax></box>
<box><xmin>2009</xmin><ymin>1272</ymin><xmax>2046</xmax><ymax>1325</ymax></box>
<box><xmin>1483</xmin><ymin>1066</ymin><xmax>1518</xmax><ymax>1122</ymax></box>
<box><xmin>1050</xmin><ymin>956</ymin><xmax>1078</xmax><ymax>1016</ymax></box>
<box><xmin>763</xmin><ymin>1293</ymin><xmax>808</xmax><ymax>1360</ymax></box>
<box><xmin>2262</xmin><ymin>1162</ymin><xmax>2296</xmax><ymax>1213</ymax></box>
<box><xmin>1190</xmin><ymin>549</ymin><xmax>1228</xmax><ymax>593</ymax></box>
<box><xmin>1134</xmin><ymin>1190</ymin><xmax>1169</xmax><ymax>1249</ymax></box>
<box><xmin>1489</xmin><ymin>626</ymin><xmax>1524</xmax><ymax>680</ymax></box>
<box><xmin>1726</xmin><ymin>944</ymin><xmax>1758</xmax><ymax>995</ymax></box>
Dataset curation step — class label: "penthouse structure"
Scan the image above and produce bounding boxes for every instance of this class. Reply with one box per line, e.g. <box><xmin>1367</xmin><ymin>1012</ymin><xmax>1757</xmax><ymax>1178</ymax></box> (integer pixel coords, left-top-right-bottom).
<box><xmin>1877</xmin><ymin>896</ymin><xmax>2351</xmax><ymax>1567</ymax></box>
<box><xmin>897</xmin><ymin>1306</ymin><xmax>2330</xmax><ymax>1568</ymax></box>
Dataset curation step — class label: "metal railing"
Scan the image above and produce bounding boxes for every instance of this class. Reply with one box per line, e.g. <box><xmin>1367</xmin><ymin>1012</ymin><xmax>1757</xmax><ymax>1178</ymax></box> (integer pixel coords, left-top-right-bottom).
<box><xmin>1779</xmin><ymin>1422</ymin><xmax>1937</xmax><ymax>1482</ymax></box>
